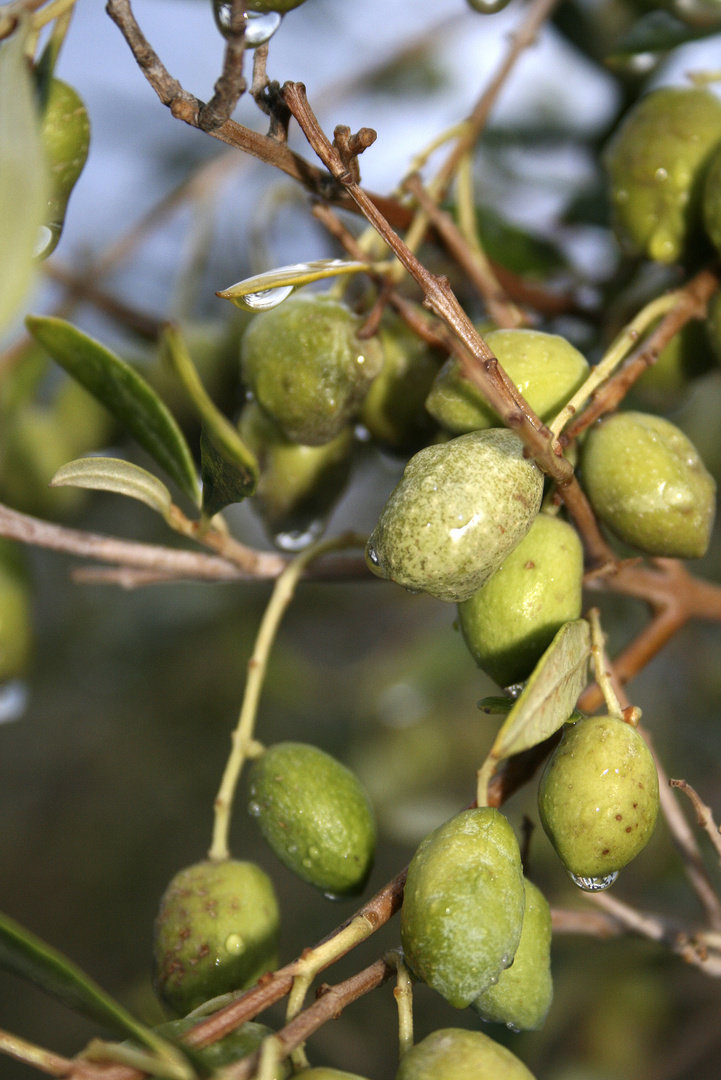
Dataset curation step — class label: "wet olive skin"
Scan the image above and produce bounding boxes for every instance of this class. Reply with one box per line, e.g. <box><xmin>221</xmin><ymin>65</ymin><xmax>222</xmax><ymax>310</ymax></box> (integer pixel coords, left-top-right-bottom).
<box><xmin>394</xmin><ymin>1028</ymin><xmax>536</xmax><ymax>1080</ymax></box>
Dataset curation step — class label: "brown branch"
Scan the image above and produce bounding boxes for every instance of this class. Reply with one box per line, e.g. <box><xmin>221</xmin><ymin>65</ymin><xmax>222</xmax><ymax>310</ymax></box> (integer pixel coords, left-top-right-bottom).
<box><xmin>564</xmin><ymin>267</ymin><xmax>720</xmax><ymax>442</ymax></box>
<box><xmin>198</xmin><ymin>0</ymin><xmax>247</xmax><ymax>131</ymax></box>
<box><xmin>670</xmin><ymin>779</ymin><xmax>721</xmax><ymax>863</ymax></box>
<box><xmin>550</xmin><ymin>907</ymin><xmax>623</xmax><ymax>938</ymax></box>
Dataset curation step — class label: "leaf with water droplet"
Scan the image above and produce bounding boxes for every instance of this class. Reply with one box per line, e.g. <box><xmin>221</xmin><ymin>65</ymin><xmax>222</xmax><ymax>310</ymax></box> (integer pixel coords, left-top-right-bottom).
<box><xmin>25</xmin><ymin>316</ymin><xmax>200</xmax><ymax>507</ymax></box>
<box><xmin>0</xmin><ymin>908</ymin><xmax>191</xmax><ymax>1076</ymax></box>
<box><xmin>50</xmin><ymin>457</ymin><xmax>174</xmax><ymax>523</ymax></box>
<box><xmin>488</xmin><ymin>619</ymin><xmax>591</xmax><ymax>762</ymax></box>
<box><xmin>216</xmin><ymin>260</ymin><xmax>371</xmax><ymax>312</ymax></box>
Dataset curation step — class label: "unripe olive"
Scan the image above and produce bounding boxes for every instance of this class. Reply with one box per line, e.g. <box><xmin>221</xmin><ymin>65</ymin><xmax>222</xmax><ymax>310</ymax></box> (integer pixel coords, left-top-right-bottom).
<box><xmin>581</xmin><ymin>410</ymin><xmax>715</xmax><ymax>558</ymax></box>
<box><xmin>472</xmin><ymin>878</ymin><xmax>553</xmax><ymax>1031</ymax></box>
<box><xmin>152</xmin><ymin>859</ymin><xmax>280</xmax><ymax>1015</ymax></box>
<box><xmin>0</xmin><ymin>540</ymin><xmax>32</xmax><ymax>682</ymax></box>
<box><xmin>458</xmin><ymin>514</ymin><xmax>583</xmax><ymax>689</ymax></box>
<box><xmin>238</xmin><ymin>403</ymin><xmax>353</xmax><ymax>550</ymax></box>
<box><xmin>248</xmin><ymin>743</ymin><xmax>376</xmax><ymax>899</ymax></box>
<box><xmin>604</xmin><ymin>87</ymin><xmax>721</xmax><ymax>264</ymax></box>
<box><xmin>155</xmin><ymin>1018</ymin><xmax>288</xmax><ymax>1075</ymax></box>
<box><xmin>37</xmin><ymin>78</ymin><xmax>90</xmax><ymax>259</ymax></box>
<box><xmin>633</xmin><ymin>319</ymin><xmax>716</xmax><ymax>404</ymax></box>
<box><xmin>703</xmin><ymin>140</ymin><xmax>721</xmax><ymax>258</ymax></box>
<box><xmin>240</xmin><ymin>295</ymin><xmax>383</xmax><ymax>445</ymax></box>
<box><xmin>359</xmin><ymin>317</ymin><xmax>440</xmax><ymax>453</ymax></box>
<box><xmin>426</xmin><ymin>330</ymin><xmax>588</xmax><ymax>435</ymax></box>
<box><xmin>366</xmin><ymin>429</ymin><xmax>543</xmax><ymax>603</ymax></box>
<box><xmin>394</xmin><ymin>1028</ymin><xmax>536</xmax><ymax>1080</ymax></box>
<box><xmin>297</xmin><ymin>1071</ymin><xmax>370</xmax><ymax>1079</ymax></box>
<box><xmin>538</xmin><ymin>715</ymin><xmax>659</xmax><ymax>880</ymax></box>
<box><xmin>0</xmin><ymin>407</ymin><xmax>86</xmax><ymax>518</ymax></box>
<box><xmin>400</xmin><ymin>808</ymin><xmax>525</xmax><ymax>1009</ymax></box>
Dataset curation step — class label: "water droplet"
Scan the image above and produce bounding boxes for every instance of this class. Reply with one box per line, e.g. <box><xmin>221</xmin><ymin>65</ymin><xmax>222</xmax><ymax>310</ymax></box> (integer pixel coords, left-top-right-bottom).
<box><xmin>213</xmin><ymin>2</ymin><xmax>283</xmax><ymax>47</ymax></box>
<box><xmin>323</xmin><ymin>891</ymin><xmax>343</xmax><ymax>902</ymax></box>
<box><xmin>466</xmin><ymin>0</ymin><xmax>512</xmax><ymax>11</ymax></box>
<box><xmin>237</xmin><ymin>284</ymin><xmax>295</xmax><ymax>312</ymax></box>
<box><xmin>366</xmin><ymin>542</ymin><xmax>381</xmax><ymax>568</ymax></box>
<box><xmin>655</xmin><ymin>167</ymin><xmax>668</xmax><ymax>182</ymax></box>
<box><xmin>308</xmin><ymin>846</ymin><xmax>320</xmax><ymax>860</ymax></box>
<box><xmin>504</xmin><ymin>683</ymin><xmax>526</xmax><ymax>700</ymax></box>
<box><xmin>248</xmin><ymin>801</ymin><xmax>261</xmax><ymax>817</ymax></box>
<box><xmin>225</xmin><ymin>933</ymin><xmax>244</xmax><ymax>954</ymax></box>
<box><xmin>506</xmin><ymin>1022</ymin><xmax>521</xmax><ymax>1033</ymax></box>
<box><xmin>0</xmin><ymin>681</ymin><xmax>29</xmax><ymax>725</ymax></box>
<box><xmin>568</xmin><ymin>870</ymin><xmax>619</xmax><ymax>892</ymax></box>
<box><xmin>404</xmin><ymin>586</ymin><xmax>422</xmax><ymax>595</ymax></box>
<box><xmin>273</xmin><ymin>520</ymin><xmax>325</xmax><ymax>552</ymax></box>
<box><xmin>302</xmin><ymin>857</ymin><xmax>313</xmax><ymax>868</ymax></box>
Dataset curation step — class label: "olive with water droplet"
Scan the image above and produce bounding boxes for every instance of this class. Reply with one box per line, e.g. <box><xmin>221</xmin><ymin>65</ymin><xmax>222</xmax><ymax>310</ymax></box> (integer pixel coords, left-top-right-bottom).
<box><xmin>394</xmin><ymin>1028</ymin><xmax>536</xmax><ymax>1080</ymax></box>
<box><xmin>400</xmin><ymin>808</ymin><xmax>525</xmax><ymax>1009</ymax></box>
<box><xmin>580</xmin><ymin>410</ymin><xmax>715</xmax><ymax>557</ymax></box>
<box><xmin>248</xmin><ymin>743</ymin><xmax>376</xmax><ymax>898</ymax></box>
<box><xmin>472</xmin><ymin>878</ymin><xmax>553</xmax><ymax>1032</ymax></box>
<box><xmin>152</xmin><ymin>859</ymin><xmax>280</xmax><ymax>1015</ymax></box>
<box><xmin>458</xmin><ymin>514</ymin><xmax>583</xmax><ymax>689</ymax></box>
<box><xmin>240</xmin><ymin>294</ymin><xmax>383</xmax><ymax>446</ymax></box>
<box><xmin>0</xmin><ymin>539</ymin><xmax>32</xmax><ymax>683</ymax></box>
<box><xmin>36</xmin><ymin>77</ymin><xmax>90</xmax><ymax>259</ymax></box>
<box><xmin>238</xmin><ymin>402</ymin><xmax>353</xmax><ymax>550</ymax></box>
<box><xmin>426</xmin><ymin>329</ymin><xmax>588</xmax><ymax>435</ymax></box>
<box><xmin>366</xmin><ymin>429</ymin><xmax>543</xmax><ymax>603</ymax></box>
<box><xmin>603</xmin><ymin>87</ymin><xmax>721</xmax><ymax>264</ymax></box>
<box><xmin>538</xmin><ymin>714</ymin><xmax>660</xmax><ymax>880</ymax></box>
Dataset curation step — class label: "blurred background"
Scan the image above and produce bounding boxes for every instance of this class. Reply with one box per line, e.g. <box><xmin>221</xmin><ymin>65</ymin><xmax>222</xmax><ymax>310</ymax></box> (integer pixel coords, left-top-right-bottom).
<box><xmin>2</xmin><ymin>0</ymin><xmax>721</xmax><ymax>1077</ymax></box>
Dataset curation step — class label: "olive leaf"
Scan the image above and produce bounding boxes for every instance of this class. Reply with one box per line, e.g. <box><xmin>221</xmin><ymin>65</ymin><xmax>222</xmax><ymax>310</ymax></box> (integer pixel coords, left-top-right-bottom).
<box><xmin>216</xmin><ymin>258</ymin><xmax>371</xmax><ymax>312</ymax></box>
<box><xmin>161</xmin><ymin>324</ymin><xmax>258</xmax><ymax>516</ymax></box>
<box><xmin>50</xmin><ymin>458</ymin><xmax>174</xmax><ymax>522</ymax></box>
<box><xmin>606</xmin><ymin>10</ymin><xmax>719</xmax><ymax>66</ymax></box>
<box><xmin>0</xmin><ymin>20</ymin><xmax>49</xmax><ymax>333</ymax></box>
<box><xmin>25</xmin><ymin>316</ymin><xmax>200</xmax><ymax>507</ymax></box>
<box><xmin>0</xmin><ymin>908</ymin><xmax>191</xmax><ymax>1077</ymax></box>
<box><xmin>488</xmin><ymin>618</ymin><xmax>591</xmax><ymax>762</ymax></box>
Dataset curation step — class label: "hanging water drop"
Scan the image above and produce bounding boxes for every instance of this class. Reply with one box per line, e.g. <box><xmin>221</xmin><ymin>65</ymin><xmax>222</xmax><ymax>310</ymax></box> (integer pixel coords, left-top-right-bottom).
<box><xmin>273</xmin><ymin>520</ymin><xmax>325</xmax><ymax>552</ymax></box>
<box><xmin>238</xmin><ymin>284</ymin><xmax>295</xmax><ymax>312</ymax></box>
<box><xmin>366</xmin><ymin>542</ymin><xmax>381</xmax><ymax>568</ymax></box>
<box><xmin>568</xmin><ymin>870</ymin><xmax>619</xmax><ymax>892</ymax></box>
<box><xmin>504</xmin><ymin>682</ymin><xmax>526</xmax><ymax>700</ymax></box>
<box><xmin>213</xmin><ymin>2</ymin><xmax>283</xmax><ymax>47</ymax></box>
<box><xmin>466</xmin><ymin>0</ymin><xmax>512</xmax><ymax>11</ymax></box>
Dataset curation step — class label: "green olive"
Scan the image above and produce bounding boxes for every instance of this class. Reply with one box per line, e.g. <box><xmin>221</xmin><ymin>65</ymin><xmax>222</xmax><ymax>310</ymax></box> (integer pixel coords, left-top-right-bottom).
<box><xmin>0</xmin><ymin>539</ymin><xmax>32</xmax><ymax>682</ymax></box>
<box><xmin>426</xmin><ymin>329</ymin><xmax>588</xmax><ymax>435</ymax></box>
<box><xmin>604</xmin><ymin>87</ymin><xmax>721</xmax><ymax>264</ymax></box>
<box><xmin>472</xmin><ymin>878</ymin><xmax>553</xmax><ymax>1031</ymax></box>
<box><xmin>248</xmin><ymin>743</ymin><xmax>376</xmax><ymax>898</ymax></box>
<box><xmin>394</xmin><ymin>1028</ymin><xmax>536</xmax><ymax>1080</ymax></box>
<box><xmin>400</xmin><ymin>808</ymin><xmax>525</xmax><ymax>1009</ymax></box>
<box><xmin>580</xmin><ymin>410</ymin><xmax>716</xmax><ymax>557</ymax></box>
<box><xmin>296</xmin><ymin>1071</ymin><xmax>370</xmax><ymax>1079</ymax></box>
<box><xmin>458</xmin><ymin>514</ymin><xmax>583</xmax><ymax>689</ymax></box>
<box><xmin>240</xmin><ymin>294</ymin><xmax>383</xmax><ymax>445</ymax></box>
<box><xmin>152</xmin><ymin>859</ymin><xmax>280</xmax><ymax>1015</ymax></box>
<box><xmin>366</xmin><ymin>429</ymin><xmax>543</xmax><ymax>603</ymax></box>
<box><xmin>37</xmin><ymin>78</ymin><xmax>90</xmax><ymax>259</ymax></box>
<box><xmin>155</xmin><ymin>1018</ymin><xmax>288</xmax><ymax>1075</ymax></box>
<box><xmin>703</xmin><ymin>140</ymin><xmax>721</xmax><ymax>259</ymax></box>
<box><xmin>238</xmin><ymin>402</ymin><xmax>353</xmax><ymax>550</ymax></box>
<box><xmin>538</xmin><ymin>715</ymin><xmax>659</xmax><ymax>880</ymax></box>
<box><xmin>0</xmin><ymin>407</ymin><xmax>86</xmax><ymax>518</ymax></box>
<box><xmin>632</xmin><ymin>319</ymin><xmax>716</xmax><ymax>405</ymax></box>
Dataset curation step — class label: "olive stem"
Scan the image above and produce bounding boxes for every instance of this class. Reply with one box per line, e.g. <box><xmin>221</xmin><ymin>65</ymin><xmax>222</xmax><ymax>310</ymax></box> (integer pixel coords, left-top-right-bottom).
<box><xmin>256</xmin><ymin>1036</ymin><xmax>284</xmax><ymax>1080</ymax></box>
<box><xmin>79</xmin><ymin>1041</ymin><xmax>190</xmax><ymax>1080</ymax></box>
<box><xmin>387</xmin><ymin>951</ymin><xmax>414</xmax><ymax>1057</ymax></box>
<box><xmin>208</xmin><ymin>532</ymin><xmax>365</xmax><ymax>863</ymax></box>
<box><xmin>0</xmin><ymin>1028</ymin><xmax>74</xmax><ymax>1078</ymax></box>
<box><xmin>285</xmin><ymin>916</ymin><xmax>374</xmax><ymax>1022</ymax></box>
<box><xmin>549</xmin><ymin>291</ymin><xmax>680</xmax><ymax>440</ymax></box>
<box><xmin>588</xmin><ymin>608</ymin><xmax>625</xmax><ymax>720</ymax></box>
<box><xmin>476</xmin><ymin>756</ymin><xmax>496</xmax><ymax>809</ymax></box>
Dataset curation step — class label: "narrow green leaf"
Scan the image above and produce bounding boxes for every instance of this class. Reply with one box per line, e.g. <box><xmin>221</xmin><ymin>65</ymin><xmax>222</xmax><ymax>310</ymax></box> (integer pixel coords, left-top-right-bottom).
<box><xmin>25</xmin><ymin>316</ymin><xmax>200</xmax><ymax>507</ymax></box>
<box><xmin>161</xmin><ymin>324</ymin><xmax>257</xmax><ymax>515</ymax></box>
<box><xmin>477</xmin><ymin>697</ymin><xmax>514</xmax><ymax>716</ymax></box>
<box><xmin>216</xmin><ymin>259</ymin><xmax>371</xmax><ymax>312</ymax></box>
<box><xmin>489</xmin><ymin>619</ymin><xmax>591</xmax><ymax>761</ymax></box>
<box><xmin>606</xmin><ymin>10</ymin><xmax>718</xmax><ymax>65</ymax></box>
<box><xmin>0</xmin><ymin>908</ymin><xmax>191</xmax><ymax>1076</ymax></box>
<box><xmin>0</xmin><ymin>21</ymin><xmax>49</xmax><ymax>332</ymax></box>
<box><xmin>50</xmin><ymin>457</ymin><xmax>173</xmax><ymax>522</ymax></box>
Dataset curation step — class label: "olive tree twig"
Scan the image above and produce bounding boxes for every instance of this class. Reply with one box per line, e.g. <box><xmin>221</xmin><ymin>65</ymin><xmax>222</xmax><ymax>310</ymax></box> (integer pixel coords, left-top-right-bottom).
<box><xmin>670</xmin><ymin>779</ymin><xmax>721</xmax><ymax>863</ymax></box>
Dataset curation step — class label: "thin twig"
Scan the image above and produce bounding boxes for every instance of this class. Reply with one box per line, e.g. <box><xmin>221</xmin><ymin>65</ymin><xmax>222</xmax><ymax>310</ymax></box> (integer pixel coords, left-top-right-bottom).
<box><xmin>198</xmin><ymin>0</ymin><xmax>247</xmax><ymax>131</ymax></box>
<box><xmin>670</xmin><ymin>779</ymin><xmax>721</xmax><ymax>864</ymax></box>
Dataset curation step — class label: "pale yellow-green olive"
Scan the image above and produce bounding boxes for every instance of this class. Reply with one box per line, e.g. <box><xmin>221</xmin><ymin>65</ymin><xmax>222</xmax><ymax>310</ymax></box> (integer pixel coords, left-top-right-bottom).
<box><xmin>394</xmin><ymin>1028</ymin><xmax>536</xmax><ymax>1080</ymax></box>
<box><xmin>458</xmin><ymin>514</ymin><xmax>583</xmax><ymax>689</ymax></box>
<box><xmin>366</xmin><ymin>429</ymin><xmax>543</xmax><ymax>603</ymax></box>
<box><xmin>0</xmin><ymin>539</ymin><xmax>32</xmax><ymax>682</ymax></box>
<box><xmin>472</xmin><ymin>878</ymin><xmax>553</xmax><ymax>1031</ymax></box>
<box><xmin>37</xmin><ymin>78</ymin><xmax>90</xmax><ymax>259</ymax></box>
<box><xmin>581</xmin><ymin>411</ymin><xmax>715</xmax><ymax>557</ymax></box>
<box><xmin>400</xmin><ymin>808</ymin><xmax>525</xmax><ymax>1009</ymax></box>
<box><xmin>152</xmin><ymin>860</ymin><xmax>280</xmax><ymax>1015</ymax></box>
<box><xmin>426</xmin><ymin>329</ymin><xmax>588</xmax><ymax>434</ymax></box>
<box><xmin>538</xmin><ymin>715</ymin><xmax>659</xmax><ymax>879</ymax></box>
<box><xmin>604</xmin><ymin>87</ymin><xmax>721</xmax><ymax>264</ymax></box>
<box><xmin>703</xmin><ymin>140</ymin><xmax>721</xmax><ymax>259</ymax></box>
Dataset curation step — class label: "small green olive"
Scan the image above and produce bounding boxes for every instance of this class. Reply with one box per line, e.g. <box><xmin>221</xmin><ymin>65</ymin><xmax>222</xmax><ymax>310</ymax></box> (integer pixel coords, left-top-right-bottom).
<box><xmin>296</xmin><ymin>1071</ymin><xmax>370</xmax><ymax>1079</ymax></box>
<box><xmin>472</xmin><ymin>878</ymin><xmax>553</xmax><ymax>1031</ymax></box>
<box><xmin>238</xmin><ymin>403</ymin><xmax>353</xmax><ymax>550</ymax></box>
<box><xmin>400</xmin><ymin>808</ymin><xmax>525</xmax><ymax>1009</ymax></box>
<box><xmin>604</xmin><ymin>87</ymin><xmax>721</xmax><ymax>264</ymax></box>
<box><xmin>0</xmin><ymin>407</ymin><xmax>86</xmax><ymax>518</ymax></box>
<box><xmin>37</xmin><ymin>78</ymin><xmax>90</xmax><ymax>258</ymax></box>
<box><xmin>240</xmin><ymin>294</ymin><xmax>383</xmax><ymax>445</ymax></box>
<box><xmin>426</xmin><ymin>329</ymin><xmax>588</xmax><ymax>435</ymax></box>
<box><xmin>580</xmin><ymin>411</ymin><xmax>716</xmax><ymax>557</ymax></box>
<box><xmin>633</xmin><ymin>319</ymin><xmax>716</xmax><ymax>405</ymax></box>
<box><xmin>538</xmin><ymin>715</ymin><xmax>660</xmax><ymax>880</ymax></box>
<box><xmin>703</xmin><ymin>141</ymin><xmax>721</xmax><ymax>259</ymax></box>
<box><xmin>458</xmin><ymin>514</ymin><xmax>583</xmax><ymax>689</ymax></box>
<box><xmin>394</xmin><ymin>1028</ymin><xmax>536</xmax><ymax>1080</ymax></box>
<box><xmin>0</xmin><ymin>539</ymin><xmax>32</xmax><ymax>682</ymax></box>
<box><xmin>248</xmin><ymin>743</ymin><xmax>376</xmax><ymax>898</ymax></box>
<box><xmin>155</xmin><ymin>1018</ymin><xmax>288</xmax><ymax>1075</ymax></box>
<box><xmin>152</xmin><ymin>859</ymin><xmax>280</xmax><ymax>1015</ymax></box>
<box><xmin>359</xmin><ymin>317</ymin><xmax>440</xmax><ymax>453</ymax></box>
<box><xmin>366</xmin><ymin>429</ymin><xmax>543</xmax><ymax>603</ymax></box>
